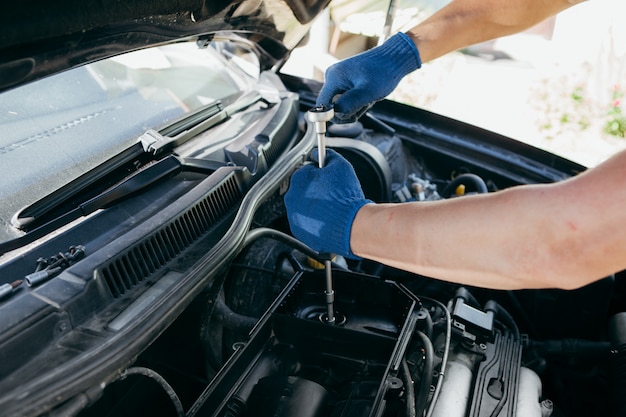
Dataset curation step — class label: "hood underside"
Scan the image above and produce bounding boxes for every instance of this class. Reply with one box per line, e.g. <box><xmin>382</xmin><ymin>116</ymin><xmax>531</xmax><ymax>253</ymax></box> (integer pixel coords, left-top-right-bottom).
<box><xmin>0</xmin><ymin>0</ymin><xmax>329</xmax><ymax>93</ymax></box>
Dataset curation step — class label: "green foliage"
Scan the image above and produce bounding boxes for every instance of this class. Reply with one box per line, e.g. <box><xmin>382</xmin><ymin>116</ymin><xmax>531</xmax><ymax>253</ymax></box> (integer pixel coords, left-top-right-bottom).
<box><xmin>536</xmin><ymin>81</ymin><xmax>592</xmax><ymax>138</ymax></box>
<box><xmin>604</xmin><ymin>86</ymin><xmax>626</xmax><ymax>138</ymax></box>
<box><xmin>536</xmin><ymin>80</ymin><xmax>625</xmax><ymax>140</ymax></box>
<box><xmin>571</xmin><ymin>86</ymin><xmax>585</xmax><ymax>103</ymax></box>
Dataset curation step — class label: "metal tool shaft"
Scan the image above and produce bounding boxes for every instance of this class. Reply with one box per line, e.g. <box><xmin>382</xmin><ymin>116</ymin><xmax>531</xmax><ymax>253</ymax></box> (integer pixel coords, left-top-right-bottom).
<box><xmin>307</xmin><ymin>106</ymin><xmax>337</xmax><ymax>324</ymax></box>
<box><xmin>307</xmin><ymin>106</ymin><xmax>334</xmax><ymax>168</ymax></box>
<box><xmin>324</xmin><ymin>259</ymin><xmax>335</xmax><ymax>324</ymax></box>
<box><xmin>316</xmin><ymin>130</ymin><xmax>326</xmax><ymax>168</ymax></box>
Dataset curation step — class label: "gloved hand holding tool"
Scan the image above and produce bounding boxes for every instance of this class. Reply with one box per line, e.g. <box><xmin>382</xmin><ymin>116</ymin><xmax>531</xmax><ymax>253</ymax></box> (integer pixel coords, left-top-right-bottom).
<box><xmin>285</xmin><ymin>149</ymin><xmax>372</xmax><ymax>260</ymax></box>
<box><xmin>316</xmin><ymin>32</ymin><xmax>421</xmax><ymax>123</ymax></box>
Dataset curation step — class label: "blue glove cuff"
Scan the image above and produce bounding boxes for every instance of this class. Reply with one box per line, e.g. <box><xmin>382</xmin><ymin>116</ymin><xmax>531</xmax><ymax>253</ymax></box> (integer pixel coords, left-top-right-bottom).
<box><xmin>323</xmin><ymin>197</ymin><xmax>372</xmax><ymax>260</ymax></box>
<box><xmin>383</xmin><ymin>32</ymin><xmax>422</xmax><ymax>76</ymax></box>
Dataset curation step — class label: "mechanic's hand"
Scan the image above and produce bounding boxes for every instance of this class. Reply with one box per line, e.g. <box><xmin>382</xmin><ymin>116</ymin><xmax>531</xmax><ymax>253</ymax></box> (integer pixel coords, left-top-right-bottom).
<box><xmin>317</xmin><ymin>32</ymin><xmax>421</xmax><ymax>123</ymax></box>
<box><xmin>285</xmin><ymin>149</ymin><xmax>372</xmax><ymax>259</ymax></box>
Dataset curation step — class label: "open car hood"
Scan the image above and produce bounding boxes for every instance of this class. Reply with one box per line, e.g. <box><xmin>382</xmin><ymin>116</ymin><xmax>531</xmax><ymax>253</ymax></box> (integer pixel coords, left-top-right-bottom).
<box><xmin>1</xmin><ymin>2</ymin><xmax>624</xmax><ymax>417</ymax></box>
<box><xmin>0</xmin><ymin>0</ymin><xmax>329</xmax><ymax>93</ymax></box>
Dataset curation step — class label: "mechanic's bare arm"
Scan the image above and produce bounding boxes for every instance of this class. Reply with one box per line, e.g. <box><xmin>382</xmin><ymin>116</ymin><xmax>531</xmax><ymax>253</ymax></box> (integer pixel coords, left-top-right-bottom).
<box><xmin>316</xmin><ymin>0</ymin><xmax>585</xmax><ymax>122</ymax></box>
<box><xmin>351</xmin><ymin>147</ymin><xmax>626</xmax><ymax>290</ymax></box>
<box><xmin>406</xmin><ymin>0</ymin><xmax>583</xmax><ymax>63</ymax></box>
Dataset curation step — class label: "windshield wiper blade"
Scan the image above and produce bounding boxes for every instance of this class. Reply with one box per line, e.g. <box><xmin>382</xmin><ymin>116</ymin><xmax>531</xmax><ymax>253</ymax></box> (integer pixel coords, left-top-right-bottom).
<box><xmin>3</xmin><ymin>92</ymin><xmax>272</xmax><ymax>256</ymax></box>
<box><xmin>0</xmin><ymin>156</ymin><xmax>183</xmax><ymax>256</ymax></box>
<box><xmin>139</xmin><ymin>91</ymin><xmax>272</xmax><ymax>155</ymax></box>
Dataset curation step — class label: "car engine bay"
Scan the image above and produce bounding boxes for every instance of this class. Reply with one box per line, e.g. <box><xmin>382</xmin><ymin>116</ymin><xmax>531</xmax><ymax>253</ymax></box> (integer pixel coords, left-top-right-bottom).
<box><xmin>0</xmin><ymin>71</ymin><xmax>624</xmax><ymax>417</ymax></box>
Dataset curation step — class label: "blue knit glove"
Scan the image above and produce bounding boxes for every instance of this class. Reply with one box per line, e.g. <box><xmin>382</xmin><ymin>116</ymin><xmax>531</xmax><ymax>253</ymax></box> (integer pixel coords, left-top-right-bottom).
<box><xmin>284</xmin><ymin>149</ymin><xmax>372</xmax><ymax>259</ymax></box>
<box><xmin>317</xmin><ymin>32</ymin><xmax>421</xmax><ymax>123</ymax></box>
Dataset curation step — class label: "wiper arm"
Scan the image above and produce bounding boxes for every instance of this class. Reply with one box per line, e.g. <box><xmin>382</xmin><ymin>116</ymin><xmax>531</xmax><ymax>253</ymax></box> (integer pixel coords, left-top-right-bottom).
<box><xmin>3</xmin><ymin>92</ymin><xmax>272</xmax><ymax>255</ymax></box>
<box><xmin>0</xmin><ymin>156</ymin><xmax>184</xmax><ymax>256</ymax></box>
<box><xmin>139</xmin><ymin>91</ymin><xmax>272</xmax><ymax>155</ymax></box>
<box><xmin>78</xmin><ymin>155</ymin><xmax>182</xmax><ymax>214</ymax></box>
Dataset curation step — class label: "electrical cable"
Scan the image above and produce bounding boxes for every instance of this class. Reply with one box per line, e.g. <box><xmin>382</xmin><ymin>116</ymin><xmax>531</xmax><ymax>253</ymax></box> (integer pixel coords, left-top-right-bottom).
<box><xmin>401</xmin><ymin>359</ymin><xmax>416</xmax><ymax>417</ymax></box>
<box><xmin>114</xmin><ymin>366</ymin><xmax>185</xmax><ymax>417</ymax></box>
<box><xmin>243</xmin><ymin>227</ymin><xmax>349</xmax><ymax>270</ymax></box>
<box><xmin>485</xmin><ymin>300</ymin><xmax>520</xmax><ymax>340</ymax></box>
<box><xmin>505</xmin><ymin>291</ymin><xmax>537</xmax><ymax>337</ymax></box>
<box><xmin>421</xmin><ymin>297</ymin><xmax>451</xmax><ymax>417</ymax></box>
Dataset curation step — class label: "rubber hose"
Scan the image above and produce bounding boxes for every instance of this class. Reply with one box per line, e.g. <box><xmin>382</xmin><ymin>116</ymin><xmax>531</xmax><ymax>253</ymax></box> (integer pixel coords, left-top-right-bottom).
<box><xmin>454</xmin><ymin>287</ymin><xmax>480</xmax><ymax>309</ymax></box>
<box><xmin>441</xmin><ymin>173</ymin><xmax>488</xmax><ymax>198</ymax></box>
<box><xmin>115</xmin><ymin>367</ymin><xmax>185</xmax><ymax>417</ymax></box>
<box><xmin>485</xmin><ymin>300</ymin><xmax>520</xmax><ymax>340</ymax></box>
<box><xmin>420</xmin><ymin>307</ymin><xmax>434</xmax><ymax>339</ymax></box>
<box><xmin>401</xmin><ymin>359</ymin><xmax>416</xmax><ymax>417</ymax></box>
<box><xmin>424</xmin><ymin>298</ymin><xmax>451</xmax><ymax>417</ymax></box>
<box><xmin>414</xmin><ymin>330</ymin><xmax>435</xmax><ymax>417</ymax></box>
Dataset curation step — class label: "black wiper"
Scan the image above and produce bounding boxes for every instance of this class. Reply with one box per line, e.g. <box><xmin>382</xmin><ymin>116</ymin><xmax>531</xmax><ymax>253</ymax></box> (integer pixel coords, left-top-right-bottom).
<box><xmin>138</xmin><ymin>91</ymin><xmax>271</xmax><ymax>155</ymax></box>
<box><xmin>4</xmin><ymin>91</ymin><xmax>271</xmax><ymax>256</ymax></box>
<box><xmin>0</xmin><ymin>156</ymin><xmax>184</xmax><ymax>255</ymax></box>
<box><xmin>11</xmin><ymin>98</ymin><xmax>229</xmax><ymax>231</ymax></box>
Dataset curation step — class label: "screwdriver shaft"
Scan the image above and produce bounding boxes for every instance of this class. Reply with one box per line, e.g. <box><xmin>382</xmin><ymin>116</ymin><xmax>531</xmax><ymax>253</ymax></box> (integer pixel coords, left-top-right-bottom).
<box><xmin>317</xmin><ymin>131</ymin><xmax>326</xmax><ymax>168</ymax></box>
<box><xmin>307</xmin><ymin>106</ymin><xmax>334</xmax><ymax>168</ymax></box>
<box><xmin>307</xmin><ymin>106</ymin><xmax>336</xmax><ymax>325</ymax></box>
<box><xmin>324</xmin><ymin>259</ymin><xmax>335</xmax><ymax>324</ymax></box>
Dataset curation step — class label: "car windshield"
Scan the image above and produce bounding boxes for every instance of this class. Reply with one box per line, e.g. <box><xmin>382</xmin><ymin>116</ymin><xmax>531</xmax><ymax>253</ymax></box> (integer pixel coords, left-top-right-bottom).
<box><xmin>0</xmin><ymin>41</ymin><xmax>257</xmax><ymax>242</ymax></box>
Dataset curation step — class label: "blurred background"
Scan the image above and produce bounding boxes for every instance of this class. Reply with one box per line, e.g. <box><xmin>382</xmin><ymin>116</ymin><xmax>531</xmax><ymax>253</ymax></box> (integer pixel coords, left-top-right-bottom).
<box><xmin>283</xmin><ymin>0</ymin><xmax>626</xmax><ymax>167</ymax></box>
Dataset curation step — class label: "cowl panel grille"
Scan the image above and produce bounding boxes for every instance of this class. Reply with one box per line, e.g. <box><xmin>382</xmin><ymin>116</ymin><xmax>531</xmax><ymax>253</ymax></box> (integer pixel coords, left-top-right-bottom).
<box><xmin>101</xmin><ymin>175</ymin><xmax>241</xmax><ymax>298</ymax></box>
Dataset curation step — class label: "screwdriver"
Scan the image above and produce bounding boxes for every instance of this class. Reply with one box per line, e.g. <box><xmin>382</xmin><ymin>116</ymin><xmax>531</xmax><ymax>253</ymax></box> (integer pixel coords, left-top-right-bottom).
<box><xmin>307</xmin><ymin>105</ymin><xmax>337</xmax><ymax>324</ymax></box>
